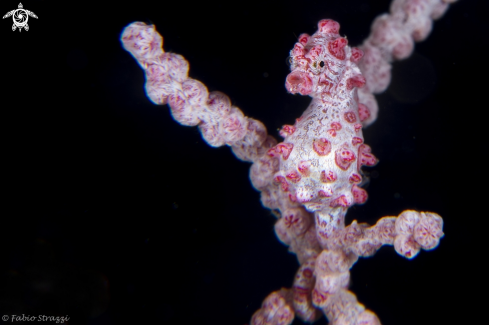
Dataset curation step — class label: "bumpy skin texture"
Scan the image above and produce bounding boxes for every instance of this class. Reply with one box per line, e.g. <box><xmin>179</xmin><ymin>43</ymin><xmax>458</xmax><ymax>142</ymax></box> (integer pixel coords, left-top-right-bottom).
<box><xmin>120</xmin><ymin>1</ymin><xmax>453</xmax><ymax>324</ymax></box>
<box><xmin>271</xmin><ymin>19</ymin><xmax>374</xmax><ymax>220</ymax></box>
<box><xmin>262</xmin><ymin>20</ymin><xmax>443</xmax><ymax>325</ymax></box>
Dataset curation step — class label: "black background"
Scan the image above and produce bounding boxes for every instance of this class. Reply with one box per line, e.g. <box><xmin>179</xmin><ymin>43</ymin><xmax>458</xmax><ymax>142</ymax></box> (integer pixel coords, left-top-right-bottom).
<box><xmin>1</xmin><ymin>1</ymin><xmax>485</xmax><ymax>325</ymax></box>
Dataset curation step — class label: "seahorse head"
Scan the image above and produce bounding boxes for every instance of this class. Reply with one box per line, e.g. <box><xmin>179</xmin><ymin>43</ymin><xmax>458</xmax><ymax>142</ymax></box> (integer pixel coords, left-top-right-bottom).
<box><xmin>286</xmin><ymin>19</ymin><xmax>365</xmax><ymax>100</ymax></box>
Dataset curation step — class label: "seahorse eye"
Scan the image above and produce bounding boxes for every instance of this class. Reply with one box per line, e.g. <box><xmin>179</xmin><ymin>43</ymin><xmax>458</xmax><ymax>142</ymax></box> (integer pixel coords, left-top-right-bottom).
<box><xmin>319</xmin><ymin>61</ymin><xmax>324</xmax><ymax>68</ymax></box>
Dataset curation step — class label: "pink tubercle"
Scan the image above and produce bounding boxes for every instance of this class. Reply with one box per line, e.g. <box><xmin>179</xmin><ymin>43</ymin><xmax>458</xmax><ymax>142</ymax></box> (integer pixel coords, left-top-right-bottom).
<box><xmin>312</xmin><ymin>138</ymin><xmax>332</xmax><ymax>156</ymax></box>
<box><xmin>352</xmin><ymin>137</ymin><xmax>363</xmax><ymax>146</ymax></box>
<box><xmin>327</xmin><ymin>37</ymin><xmax>348</xmax><ymax>60</ymax></box>
<box><xmin>320</xmin><ymin>170</ymin><xmax>337</xmax><ymax>183</ymax></box>
<box><xmin>274</xmin><ymin>175</ymin><xmax>290</xmax><ymax>192</ymax></box>
<box><xmin>349</xmin><ymin>173</ymin><xmax>362</xmax><ymax>183</ymax></box>
<box><xmin>318</xmin><ymin>19</ymin><xmax>340</xmax><ymax>35</ymax></box>
<box><xmin>298</xmin><ymin>33</ymin><xmax>310</xmax><ymax>45</ymax></box>
<box><xmin>329</xmin><ymin>195</ymin><xmax>352</xmax><ymax>208</ymax></box>
<box><xmin>286</xmin><ymin>71</ymin><xmax>313</xmax><ymax>95</ymax></box>
<box><xmin>346</xmin><ymin>75</ymin><xmax>366</xmax><ymax>90</ymax></box>
<box><xmin>327</xmin><ymin>129</ymin><xmax>336</xmax><ymax>137</ymax></box>
<box><xmin>343</xmin><ymin>111</ymin><xmax>357</xmax><ymax>123</ymax></box>
<box><xmin>286</xmin><ymin>170</ymin><xmax>302</xmax><ymax>183</ymax></box>
<box><xmin>357</xmin><ymin>144</ymin><xmax>378</xmax><ymax>168</ymax></box>
<box><xmin>352</xmin><ymin>185</ymin><xmax>368</xmax><ymax>204</ymax></box>
<box><xmin>358</xmin><ymin>103</ymin><xmax>370</xmax><ymax>122</ymax></box>
<box><xmin>330</xmin><ymin>122</ymin><xmax>342</xmax><ymax>130</ymax></box>
<box><xmin>268</xmin><ymin>143</ymin><xmax>294</xmax><ymax>160</ymax></box>
<box><xmin>279</xmin><ymin>125</ymin><xmax>296</xmax><ymax>138</ymax></box>
<box><xmin>298</xmin><ymin>161</ymin><xmax>311</xmax><ymax>176</ymax></box>
<box><xmin>350</xmin><ymin>47</ymin><xmax>364</xmax><ymax>62</ymax></box>
<box><xmin>335</xmin><ymin>148</ymin><xmax>356</xmax><ymax>170</ymax></box>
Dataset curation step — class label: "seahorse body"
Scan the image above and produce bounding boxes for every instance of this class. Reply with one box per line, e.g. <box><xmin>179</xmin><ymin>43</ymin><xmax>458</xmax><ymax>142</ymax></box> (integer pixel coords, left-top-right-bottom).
<box><xmin>269</xmin><ymin>20</ymin><xmax>377</xmax><ymax>248</ymax></box>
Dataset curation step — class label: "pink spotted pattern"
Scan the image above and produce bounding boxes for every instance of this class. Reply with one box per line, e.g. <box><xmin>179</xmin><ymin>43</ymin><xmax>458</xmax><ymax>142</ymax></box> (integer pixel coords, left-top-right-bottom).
<box><xmin>120</xmin><ymin>1</ymin><xmax>455</xmax><ymax>324</ymax></box>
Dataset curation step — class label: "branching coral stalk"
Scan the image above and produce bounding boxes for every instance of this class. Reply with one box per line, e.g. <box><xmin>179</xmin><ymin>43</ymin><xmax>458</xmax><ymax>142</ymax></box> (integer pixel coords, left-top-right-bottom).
<box><xmin>120</xmin><ymin>0</ymin><xmax>454</xmax><ymax>324</ymax></box>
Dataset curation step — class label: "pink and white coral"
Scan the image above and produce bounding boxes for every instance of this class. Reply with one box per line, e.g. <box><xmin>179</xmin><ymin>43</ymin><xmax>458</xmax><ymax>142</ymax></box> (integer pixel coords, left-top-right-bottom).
<box><xmin>120</xmin><ymin>0</ymin><xmax>454</xmax><ymax>324</ymax></box>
